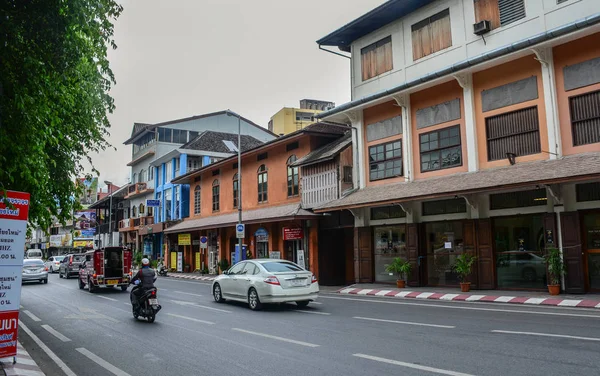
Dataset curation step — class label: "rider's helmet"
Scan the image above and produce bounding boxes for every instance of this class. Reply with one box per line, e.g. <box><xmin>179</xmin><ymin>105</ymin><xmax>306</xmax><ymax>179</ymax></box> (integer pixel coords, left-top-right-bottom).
<box><xmin>141</xmin><ymin>258</ymin><xmax>150</xmax><ymax>267</ymax></box>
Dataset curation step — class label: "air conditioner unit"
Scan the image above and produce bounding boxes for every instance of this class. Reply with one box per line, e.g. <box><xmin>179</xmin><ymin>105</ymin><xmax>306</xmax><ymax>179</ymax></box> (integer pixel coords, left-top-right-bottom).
<box><xmin>473</xmin><ymin>20</ymin><xmax>491</xmax><ymax>36</ymax></box>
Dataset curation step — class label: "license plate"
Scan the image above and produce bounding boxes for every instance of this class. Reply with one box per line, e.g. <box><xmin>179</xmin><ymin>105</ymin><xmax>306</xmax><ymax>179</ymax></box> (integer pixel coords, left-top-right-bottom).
<box><xmin>291</xmin><ymin>279</ymin><xmax>306</xmax><ymax>287</ymax></box>
<box><xmin>106</xmin><ymin>280</ymin><xmax>118</xmax><ymax>285</ymax></box>
<box><xmin>149</xmin><ymin>299</ymin><xmax>158</xmax><ymax>305</ymax></box>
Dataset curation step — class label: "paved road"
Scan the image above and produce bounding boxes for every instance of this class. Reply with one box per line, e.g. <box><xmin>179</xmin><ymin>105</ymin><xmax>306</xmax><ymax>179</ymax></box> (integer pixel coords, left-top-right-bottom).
<box><xmin>16</xmin><ymin>273</ymin><xmax>600</xmax><ymax>376</ymax></box>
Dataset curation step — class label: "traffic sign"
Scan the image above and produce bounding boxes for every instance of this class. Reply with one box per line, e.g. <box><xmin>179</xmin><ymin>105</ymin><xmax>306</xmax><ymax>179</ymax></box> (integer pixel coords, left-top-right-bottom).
<box><xmin>200</xmin><ymin>236</ymin><xmax>208</xmax><ymax>249</ymax></box>
<box><xmin>236</xmin><ymin>224</ymin><xmax>245</xmax><ymax>239</ymax></box>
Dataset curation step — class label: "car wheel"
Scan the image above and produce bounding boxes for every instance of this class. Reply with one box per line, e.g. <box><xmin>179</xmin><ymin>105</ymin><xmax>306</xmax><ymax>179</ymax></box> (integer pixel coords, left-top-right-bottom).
<box><xmin>213</xmin><ymin>283</ymin><xmax>224</xmax><ymax>303</ymax></box>
<box><xmin>43</xmin><ymin>279</ymin><xmax>48</xmax><ymax>284</ymax></box>
<box><xmin>65</xmin><ymin>272</ymin><xmax>70</xmax><ymax>280</ymax></box>
<box><xmin>522</xmin><ymin>268</ymin><xmax>537</xmax><ymax>282</ymax></box>
<box><xmin>59</xmin><ymin>271</ymin><xmax>63</xmax><ymax>278</ymax></box>
<box><xmin>121</xmin><ymin>285</ymin><xmax>128</xmax><ymax>292</ymax></box>
<box><xmin>296</xmin><ymin>301</ymin><xmax>309</xmax><ymax>308</ymax></box>
<box><xmin>78</xmin><ymin>278</ymin><xmax>85</xmax><ymax>290</ymax></box>
<box><xmin>248</xmin><ymin>288</ymin><xmax>262</xmax><ymax>311</ymax></box>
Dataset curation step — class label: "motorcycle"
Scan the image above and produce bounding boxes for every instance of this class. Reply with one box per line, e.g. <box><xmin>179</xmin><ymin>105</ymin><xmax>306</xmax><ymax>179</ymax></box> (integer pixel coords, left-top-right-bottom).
<box><xmin>130</xmin><ymin>280</ymin><xmax>161</xmax><ymax>323</ymax></box>
<box><xmin>157</xmin><ymin>264</ymin><xmax>168</xmax><ymax>277</ymax></box>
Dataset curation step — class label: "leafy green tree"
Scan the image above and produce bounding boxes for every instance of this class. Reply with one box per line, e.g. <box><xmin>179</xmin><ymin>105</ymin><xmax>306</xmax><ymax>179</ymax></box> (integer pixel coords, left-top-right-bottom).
<box><xmin>0</xmin><ymin>0</ymin><xmax>123</xmax><ymax>229</ymax></box>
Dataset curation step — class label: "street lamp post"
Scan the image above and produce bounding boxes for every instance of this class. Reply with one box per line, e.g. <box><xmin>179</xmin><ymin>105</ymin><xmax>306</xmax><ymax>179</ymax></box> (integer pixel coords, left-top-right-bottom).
<box><xmin>226</xmin><ymin>110</ymin><xmax>243</xmax><ymax>262</ymax></box>
<box><xmin>104</xmin><ymin>180</ymin><xmax>113</xmax><ymax>247</ymax></box>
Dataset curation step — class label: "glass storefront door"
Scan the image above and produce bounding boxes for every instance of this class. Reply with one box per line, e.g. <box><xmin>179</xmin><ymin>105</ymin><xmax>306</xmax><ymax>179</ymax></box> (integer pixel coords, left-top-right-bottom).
<box><xmin>425</xmin><ymin>221</ymin><xmax>464</xmax><ymax>286</ymax></box>
<box><xmin>493</xmin><ymin>215</ymin><xmax>546</xmax><ymax>289</ymax></box>
<box><xmin>584</xmin><ymin>213</ymin><xmax>600</xmax><ymax>291</ymax></box>
<box><xmin>373</xmin><ymin>226</ymin><xmax>407</xmax><ymax>283</ymax></box>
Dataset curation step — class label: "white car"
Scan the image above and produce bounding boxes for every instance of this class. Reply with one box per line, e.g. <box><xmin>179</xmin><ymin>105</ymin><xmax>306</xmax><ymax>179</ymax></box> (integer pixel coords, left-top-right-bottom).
<box><xmin>212</xmin><ymin>259</ymin><xmax>319</xmax><ymax>310</ymax></box>
<box><xmin>45</xmin><ymin>256</ymin><xmax>65</xmax><ymax>273</ymax></box>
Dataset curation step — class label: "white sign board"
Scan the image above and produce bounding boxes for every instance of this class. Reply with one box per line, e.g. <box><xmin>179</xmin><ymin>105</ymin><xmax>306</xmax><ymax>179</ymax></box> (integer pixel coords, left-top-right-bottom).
<box><xmin>270</xmin><ymin>251</ymin><xmax>280</xmax><ymax>259</ymax></box>
<box><xmin>176</xmin><ymin>252</ymin><xmax>183</xmax><ymax>272</ymax></box>
<box><xmin>236</xmin><ymin>224</ymin><xmax>245</xmax><ymax>239</ymax></box>
<box><xmin>297</xmin><ymin>249</ymin><xmax>306</xmax><ymax>269</ymax></box>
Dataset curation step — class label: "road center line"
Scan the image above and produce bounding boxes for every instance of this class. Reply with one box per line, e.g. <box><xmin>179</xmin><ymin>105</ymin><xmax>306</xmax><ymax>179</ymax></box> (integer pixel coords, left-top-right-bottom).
<box><xmin>491</xmin><ymin>330</ymin><xmax>600</xmax><ymax>342</ymax></box>
<box><xmin>354</xmin><ymin>353</ymin><xmax>474</xmax><ymax>376</ymax></box>
<box><xmin>173</xmin><ymin>291</ymin><xmax>203</xmax><ymax>297</ymax></box>
<box><xmin>76</xmin><ymin>348</ymin><xmax>132</xmax><ymax>376</ymax></box>
<box><xmin>23</xmin><ymin>310</ymin><xmax>41</xmax><ymax>322</ymax></box>
<box><xmin>166</xmin><ymin>313</ymin><xmax>215</xmax><ymax>325</ymax></box>
<box><xmin>354</xmin><ymin>316</ymin><xmax>455</xmax><ymax>329</ymax></box>
<box><xmin>19</xmin><ymin>321</ymin><xmax>77</xmax><ymax>376</ymax></box>
<box><xmin>320</xmin><ymin>295</ymin><xmax>600</xmax><ymax>319</ymax></box>
<box><xmin>97</xmin><ymin>296</ymin><xmax>118</xmax><ymax>302</ymax></box>
<box><xmin>232</xmin><ymin>328</ymin><xmax>320</xmax><ymax>348</ymax></box>
<box><xmin>41</xmin><ymin>324</ymin><xmax>71</xmax><ymax>342</ymax></box>
<box><xmin>292</xmin><ymin>310</ymin><xmax>331</xmax><ymax>316</ymax></box>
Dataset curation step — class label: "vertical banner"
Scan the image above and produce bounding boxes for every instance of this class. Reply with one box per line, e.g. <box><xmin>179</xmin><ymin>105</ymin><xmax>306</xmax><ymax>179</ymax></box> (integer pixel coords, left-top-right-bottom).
<box><xmin>0</xmin><ymin>190</ymin><xmax>30</xmax><ymax>358</ymax></box>
<box><xmin>297</xmin><ymin>249</ymin><xmax>306</xmax><ymax>270</ymax></box>
<box><xmin>176</xmin><ymin>252</ymin><xmax>183</xmax><ymax>272</ymax></box>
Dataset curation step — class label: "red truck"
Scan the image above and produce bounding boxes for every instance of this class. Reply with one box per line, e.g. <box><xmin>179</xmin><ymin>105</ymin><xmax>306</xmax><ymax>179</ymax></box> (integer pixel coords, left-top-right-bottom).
<box><xmin>78</xmin><ymin>247</ymin><xmax>132</xmax><ymax>292</ymax></box>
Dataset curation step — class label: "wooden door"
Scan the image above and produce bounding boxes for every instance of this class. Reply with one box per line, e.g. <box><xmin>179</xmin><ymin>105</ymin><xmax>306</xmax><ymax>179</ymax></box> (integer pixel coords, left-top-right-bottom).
<box><xmin>476</xmin><ymin>219</ymin><xmax>495</xmax><ymax>289</ymax></box>
<box><xmin>463</xmin><ymin>220</ymin><xmax>477</xmax><ymax>287</ymax></box>
<box><xmin>561</xmin><ymin>212</ymin><xmax>585</xmax><ymax>293</ymax></box>
<box><xmin>407</xmin><ymin>224</ymin><xmax>420</xmax><ymax>286</ymax></box>
<box><xmin>354</xmin><ymin>227</ymin><xmax>372</xmax><ymax>283</ymax></box>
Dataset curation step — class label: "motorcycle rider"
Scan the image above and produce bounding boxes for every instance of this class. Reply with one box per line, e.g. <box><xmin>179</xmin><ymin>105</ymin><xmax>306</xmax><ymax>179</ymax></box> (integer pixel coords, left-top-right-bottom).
<box><xmin>131</xmin><ymin>258</ymin><xmax>156</xmax><ymax>309</ymax></box>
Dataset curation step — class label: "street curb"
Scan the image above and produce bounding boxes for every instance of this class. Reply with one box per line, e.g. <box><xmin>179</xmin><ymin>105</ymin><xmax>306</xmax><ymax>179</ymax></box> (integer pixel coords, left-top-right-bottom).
<box><xmin>0</xmin><ymin>341</ymin><xmax>45</xmax><ymax>376</ymax></box>
<box><xmin>163</xmin><ymin>274</ymin><xmax>216</xmax><ymax>282</ymax></box>
<box><xmin>337</xmin><ymin>287</ymin><xmax>600</xmax><ymax>309</ymax></box>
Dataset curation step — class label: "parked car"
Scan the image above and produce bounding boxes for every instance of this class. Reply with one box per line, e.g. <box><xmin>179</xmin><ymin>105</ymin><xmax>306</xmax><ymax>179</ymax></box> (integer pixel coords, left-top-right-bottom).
<box><xmin>496</xmin><ymin>251</ymin><xmax>546</xmax><ymax>282</ymax></box>
<box><xmin>45</xmin><ymin>255</ymin><xmax>65</xmax><ymax>273</ymax></box>
<box><xmin>212</xmin><ymin>259</ymin><xmax>319</xmax><ymax>311</ymax></box>
<box><xmin>25</xmin><ymin>249</ymin><xmax>43</xmax><ymax>260</ymax></box>
<box><xmin>22</xmin><ymin>259</ymin><xmax>48</xmax><ymax>284</ymax></box>
<box><xmin>59</xmin><ymin>253</ymin><xmax>85</xmax><ymax>279</ymax></box>
<box><xmin>79</xmin><ymin>247</ymin><xmax>132</xmax><ymax>292</ymax></box>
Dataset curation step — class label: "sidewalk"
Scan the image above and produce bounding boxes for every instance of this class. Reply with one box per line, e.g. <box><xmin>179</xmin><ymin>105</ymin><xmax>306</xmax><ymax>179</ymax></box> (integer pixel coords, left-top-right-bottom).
<box><xmin>0</xmin><ymin>342</ymin><xmax>45</xmax><ymax>376</ymax></box>
<box><xmin>163</xmin><ymin>272</ymin><xmax>216</xmax><ymax>282</ymax></box>
<box><xmin>337</xmin><ymin>283</ymin><xmax>600</xmax><ymax>309</ymax></box>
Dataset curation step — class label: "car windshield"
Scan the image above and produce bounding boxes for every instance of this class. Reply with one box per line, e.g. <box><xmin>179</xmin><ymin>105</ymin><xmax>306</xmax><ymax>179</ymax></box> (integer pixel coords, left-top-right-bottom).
<box><xmin>54</xmin><ymin>256</ymin><xmax>65</xmax><ymax>262</ymax></box>
<box><xmin>261</xmin><ymin>261</ymin><xmax>303</xmax><ymax>272</ymax></box>
<box><xmin>73</xmin><ymin>255</ymin><xmax>85</xmax><ymax>262</ymax></box>
<box><xmin>24</xmin><ymin>259</ymin><xmax>44</xmax><ymax>266</ymax></box>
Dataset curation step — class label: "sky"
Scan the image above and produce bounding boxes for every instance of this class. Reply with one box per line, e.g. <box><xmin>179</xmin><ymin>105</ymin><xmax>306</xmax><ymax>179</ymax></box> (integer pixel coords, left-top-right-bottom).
<box><xmin>91</xmin><ymin>0</ymin><xmax>386</xmax><ymax>189</ymax></box>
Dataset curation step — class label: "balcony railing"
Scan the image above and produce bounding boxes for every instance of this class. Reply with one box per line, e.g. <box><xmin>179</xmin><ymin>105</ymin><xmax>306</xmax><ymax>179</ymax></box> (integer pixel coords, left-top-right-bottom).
<box><xmin>125</xmin><ymin>182</ymin><xmax>152</xmax><ymax>199</ymax></box>
<box><xmin>119</xmin><ymin>218</ymin><xmax>134</xmax><ymax>230</ymax></box>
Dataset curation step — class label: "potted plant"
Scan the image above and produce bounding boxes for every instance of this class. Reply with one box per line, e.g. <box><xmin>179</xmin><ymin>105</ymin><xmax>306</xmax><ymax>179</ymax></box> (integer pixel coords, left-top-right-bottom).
<box><xmin>545</xmin><ymin>247</ymin><xmax>565</xmax><ymax>296</ymax></box>
<box><xmin>385</xmin><ymin>257</ymin><xmax>412</xmax><ymax>288</ymax></box>
<box><xmin>454</xmin><ymin>253</ymin><xmax>477</xmax><ymax>292</ymax></box>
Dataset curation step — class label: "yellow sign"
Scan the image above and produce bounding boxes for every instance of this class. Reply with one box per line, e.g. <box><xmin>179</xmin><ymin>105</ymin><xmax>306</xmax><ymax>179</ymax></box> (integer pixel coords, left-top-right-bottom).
<box><xmin>195</xmin><ymin>252</ymin><xmax>200</xmax><ymax>271</ymax></box>
<box><xmin>178</xmin><ymin>233</ymin><xmax>191</xmax><ymax>246</ymax></box>
<box><xmin>170</xmin><ymin>252</ymin><xmax>177</xmax><ymax>269</ymax></box>
<box><xmin>73</xmin><ymin>240</ymin><xmax>93</xmax><ymax>248</ymax></box>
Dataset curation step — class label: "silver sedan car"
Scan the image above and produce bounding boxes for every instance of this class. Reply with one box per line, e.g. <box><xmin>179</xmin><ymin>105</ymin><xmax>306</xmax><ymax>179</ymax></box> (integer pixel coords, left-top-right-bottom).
<box><xmin>212</xmin><ymin>259</ymin><xmax>319</xmax><ymax>310</ymax></box>
<box><xmin>45</xmin><ymin>255</ymin><xmax>65</xmax><ymax>273</ymax></box>
<box><xmin>22</xmin><ymin>259</ymin><xmax>49</xmax><ymax>284</ymax></box>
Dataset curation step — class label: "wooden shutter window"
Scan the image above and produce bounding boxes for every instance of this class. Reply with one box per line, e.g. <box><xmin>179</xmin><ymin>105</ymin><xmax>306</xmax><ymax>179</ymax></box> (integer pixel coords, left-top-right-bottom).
<box><xmin>485</xmin><ymin>106</ymin><xmax>541</xmax><ymax>161</ymax></box>
<box><xmin>474</xmin><ymin>0</ymin><xmax>501</xmax><ymax>30</ymax></box>
<box><xmin>569</xmin><ymin>90</ymin><xmax>600</xmax><ymax>146</ymax></box>
<box><xmin>361</xmin><ymin>36</ymin><xmax>393</xmax><ymax>81</ymax></box>
<box><xmin>411</xmin><ymin>9</ymin><xmax>452</xmax><ymax>61</ymax></box>
<box><xmin>498</xmin><ymin>0</ymin><xmax>526</xmax><ymax>26</ymax></box>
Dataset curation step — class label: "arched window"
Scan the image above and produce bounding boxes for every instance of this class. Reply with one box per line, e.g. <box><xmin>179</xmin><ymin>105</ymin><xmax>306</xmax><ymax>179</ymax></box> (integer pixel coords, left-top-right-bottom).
<box><xmin>139</xmin><ymin>169</ymin><xmax>146</xmax><ymax>183</ymax></box>
<box><xmin>287</xmin><ymin>155</ymin><xmax>299</xmax><ymax>197</ymax></box>
<box><xmin>257</xmin><ymin>165</ymin><xmax>268</xmax><ymax>203</ymax></box>
<box><xmin>212</xmin><ymin>179</ymin><xmax>220</xmax><ymax>212</ymax></box>
<box><xmin>132</xmin><ymin>173</ymin><xmax>137</xmax><ymax>184</ymax></box>
<box><xmin>232</xmin><ymin>173</ymin><xmax>239</xmax><ymax>208</ymax></box>
<box><xmin>194</xmin><ymin>185</ymin><xmax>201</xmax><ymax>215</ymax></box>
<box><xmin>139</xmin><ymin>203</ymin><xmax>145</xmax><ymax>215</ymax></box>
<box><xmin>132</xmin><ymin>205</ymin><xmax>137</xmax><ymax>217</ymax></box>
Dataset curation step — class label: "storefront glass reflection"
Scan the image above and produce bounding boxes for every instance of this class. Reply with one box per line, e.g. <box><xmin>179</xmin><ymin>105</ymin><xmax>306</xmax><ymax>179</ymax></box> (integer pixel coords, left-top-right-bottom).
<box><xmin>426</xmin><ymin>222</ymin><xmax>464</xmax><ymax>286</ymax></box>
<box><xmin>494</xmin><ymin>215</ymin><xmax>546</xmax><ymax>289</ymax></box>
<box><xmin>374</xmin><ymin>226</ymin><xmax>407</xmax><ymax>283</ymax></box>
<box><xmin>584</xmin><ymin>214</ymin><xmax>600</xmax><ymax>290</ymax></box>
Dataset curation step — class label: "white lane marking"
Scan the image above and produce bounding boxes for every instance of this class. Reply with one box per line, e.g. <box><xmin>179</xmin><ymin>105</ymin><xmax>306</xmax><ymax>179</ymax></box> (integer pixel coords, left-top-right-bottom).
<box><xmin>465</xmin><ymin>295</ymin><xmax>485</xmax><ymax>302</ymax></box>
<box><xmin>494</xmin><ymin>296</ymin><xmax>515</xmax><ymax>303</ymax></box>
<box><xmin>41</xmin><ymin>324</ymin><xmax>71</xmax><ymax>342</ymax></box>
<box><xmin>97</xmin><ymin>296</ymin><xmax>118</xmax><ymax>302</ymax></box>
<box><xmin>172</xmin><ymin>291</ymin><xmax>203</xmax><ymax>297</ymax></box>
<box><xmin>524</xmin><ymin>298</ymin><xmax>546</xmax><ymax>305</ymax></box>
<box><xmin>354</xmin><ymin>353</ymin><xmax>474</xmax><ymax>376</ymax></box>
<box><xmin>354</xmin><ymin>316</ymin><xmax>455</xmax><ymax>329</ymax></box>
<box><xmin>124</xmin><ymin>302</ymin><xmax>130</xmax><ymax>306</ymax></box>
<box><xmin>356</xmin><ymin>289</ymin><xmax>373</xmax><ymax>295</ymax></box>
<box><xmin>558</xmin><ymin>299</ymin><xmax>582</xmax><ymax>307</ymax></box>
<box><xmin>232</xmin><ymin>328</ymin><xmax>320</xmax><ymax>348</ymax></box>
<box><xmin>416</xmin><ymin>292</ymin><xmax>434</xmax><ymax>299</ymax></box>
<box><xmin>319</xmin><ymin>295</ymin><xmax>600</xmax><ymax>318</ymax></box>
<box><xmin>166</xmin><ymin>313</ymin><xmax>214</xmax><ymax>325</ymax></box>
<box><xmin>491</xmin><ymin>330</ymin><xmax>600</xmax><ymax>342</ymax></box>
<box><xmin>23</xmin><ymin>310</ymin><xmax>41</xmax><ymax>322</ymax></box>
<box><xmin>310</xmin><ymin>301</ymin><xmax>323</xmax><ymax>305</ymax></box>
<box><xmin>292</xmin><ymin>310</ymin><xmax>331</xmax><ymax>316</ymax></box>
<box><xmin>76</xmin><ymin>347</ymin><xmax>132</xmax><ymax>376</ymax></box>
<box><xmin>375</xmin><ymin>290</ymin><xmax>391</xmax><ymax>296</ymax></box>
<box><xmin>19</xmin><ymin>321</ymin><xmax>77</xmax><ymax>376</ymax></box>
<box><xmin>439</xmin><ymin>294</ymin><xmax>459</xmax><ymax>301</ymax></box>
<box><xmin>169</xmin><ymin>300</ymin><xmax>232</xmax><ymax>313</ymax></box>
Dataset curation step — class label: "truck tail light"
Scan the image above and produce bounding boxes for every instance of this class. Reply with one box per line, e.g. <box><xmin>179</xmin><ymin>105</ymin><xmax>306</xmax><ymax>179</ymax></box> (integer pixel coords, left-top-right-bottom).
<box><xmin>44</xmin><ymin>267</ymin><xmax>49</xmax><ymax>271</ymax></box>
<box><xmin>264</xmin><ymin>276</ymin><xmax>280</xmax><ymax>286</ymax></box>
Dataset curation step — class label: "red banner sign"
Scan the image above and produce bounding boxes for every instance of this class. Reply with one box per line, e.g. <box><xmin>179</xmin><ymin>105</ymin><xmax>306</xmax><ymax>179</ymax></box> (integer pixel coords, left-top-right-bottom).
<box><xmin>283</xmin><ymin>227</ymin><xmax>304</xmax><ymax>241</ymax></box>
<box><xmin>0</xmin><ymin>311</ymin><xmax>19</xmax><ymax>358</ymax></box>
<box><xmin>0</xmin><ymin>190</ymin><xmax>30</xmax><ymax>221</ymax></box>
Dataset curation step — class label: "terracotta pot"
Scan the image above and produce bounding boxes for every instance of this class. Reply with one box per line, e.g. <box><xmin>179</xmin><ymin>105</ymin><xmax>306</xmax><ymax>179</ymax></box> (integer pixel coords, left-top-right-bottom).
<box><xmin>396</xmin><ymin>280</ymin><xmax>406</xmax><ymax>289</ymax></box>
<box><xmin>548</xmin><ymin>284</ymin><xmax>560</xmax><ymax>296</ymax></box>
<box><xmin>460</xmin><ymin>282</ymin><xmax>471</xmax><ymax>292</ymax></box>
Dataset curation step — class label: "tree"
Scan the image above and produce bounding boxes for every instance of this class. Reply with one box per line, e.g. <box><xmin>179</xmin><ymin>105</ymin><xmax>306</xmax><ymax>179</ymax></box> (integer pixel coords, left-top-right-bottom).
<box><xmin>0</xmin><ymin>0</ymin><xmax>123</xmax><ymax>230</ymax></box>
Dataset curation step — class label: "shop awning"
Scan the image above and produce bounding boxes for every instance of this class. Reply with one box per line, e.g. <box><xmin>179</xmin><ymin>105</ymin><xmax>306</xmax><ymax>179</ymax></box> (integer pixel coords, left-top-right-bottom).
<box><xmin>164</xmin><ymin>203</ymin><xmax>319</xmax><ymax>234</ymax></box>
<box><xmin>314</xmin><ymin>152</ymin><xmax>600</xmax><ymax>212</ymax></box>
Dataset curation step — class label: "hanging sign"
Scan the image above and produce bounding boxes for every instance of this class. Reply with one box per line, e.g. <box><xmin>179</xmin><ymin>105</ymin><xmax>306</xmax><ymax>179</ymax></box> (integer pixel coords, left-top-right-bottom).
<box><xmin>255</xmin><ymin>228</ymin><xmax>269</xmax><ymax>243</ymax></box>
<box><xmin>178</xmin><ymin>233</ymin><xmax>191</xmax><ymax>246</ymax></box>
<box><xmin>177</xmin><ymin>252</ymin><xmax>183</xmax><ymax>272</ymax></box>
<box><xmin>283</xmin><ymin>227</ymin><xmax>304</xmax><ymax>241</ymax></box>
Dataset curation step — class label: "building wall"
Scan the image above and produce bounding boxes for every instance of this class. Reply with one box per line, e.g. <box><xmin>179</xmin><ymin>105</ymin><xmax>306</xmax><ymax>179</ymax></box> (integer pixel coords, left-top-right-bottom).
<box><xmin>269</xmin><ymin>108</ymin><xmax>322</xmax><ymax>135</ymax></box>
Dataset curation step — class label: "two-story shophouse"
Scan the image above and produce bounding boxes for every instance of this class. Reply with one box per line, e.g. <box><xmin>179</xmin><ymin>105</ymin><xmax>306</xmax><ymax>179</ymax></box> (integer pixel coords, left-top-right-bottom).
<box><xmin>120</xmin><ymin>111</ymin><xmax>276</xmax><ymax>259</ymax></box>
<box><xmin>164</xmin><ymin>122</ymin><xmax>350</xmax><ymax>276</ymax></box>
<box><xmin>315</xmin><ymin>0</ymin><xmax>600</xmax><ymax>293</ymax></box>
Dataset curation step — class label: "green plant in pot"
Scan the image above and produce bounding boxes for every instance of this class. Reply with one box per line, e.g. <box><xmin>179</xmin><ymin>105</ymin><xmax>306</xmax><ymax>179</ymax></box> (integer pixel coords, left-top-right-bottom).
<box><xmin>454</xmin><ymin>253</ymin><xmax>477</xmax><ymax>292</ymax></box>
<box><xmin>545</xmin><ymin>247</ymin><xmax>565</xmax><ymax>296</ymax></box>
<box><xmin>385</xmin><ymin>257</ymin><xmax>412</xmax><ymax>288</ymax></box>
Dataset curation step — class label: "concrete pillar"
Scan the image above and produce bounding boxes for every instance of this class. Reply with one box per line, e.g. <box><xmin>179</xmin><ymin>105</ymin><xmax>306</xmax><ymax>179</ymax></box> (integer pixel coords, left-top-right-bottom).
<box><xmin>393</xmin><ymin>94</ymin><xmax>413</xmax><ymax>181</ymax></box>
<box><xmin>345</xmin><ymin>110</ymin><xmax>366</xmax><ymax>189</ymax></box>
<box><xmin>532</xmin><ymin>47</ymin><xmax>562</xmax><ymax>159</ymax></box>
<box><xmin>454</xmin><ymin>72</ymin><xmax>479</xmax><ymax>172</ymax></box>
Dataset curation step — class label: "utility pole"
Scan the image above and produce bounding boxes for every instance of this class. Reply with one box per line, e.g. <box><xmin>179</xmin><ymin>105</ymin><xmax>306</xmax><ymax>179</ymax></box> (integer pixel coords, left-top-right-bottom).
<box><xmin>226</xmin><ymin>110</ymin><xmax>243</xmax><ymax>263</ymax></box>
<box><xmin>104</xmin><ymin>180</ymin><xmax>113</xmax><ymax>246</ymax></box>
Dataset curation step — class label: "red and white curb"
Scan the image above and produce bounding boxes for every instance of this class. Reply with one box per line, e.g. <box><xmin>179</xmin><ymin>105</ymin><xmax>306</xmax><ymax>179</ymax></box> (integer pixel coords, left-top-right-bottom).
<box><xmin>166</xmin><ymin>274</ymin><xmax>215</xmax><ymax>281</ymax></box>
<box><xmin>338</xmin><ymin>288</ymin><xmax>600</xmax><ymax>309</ymax></box>
<box><xmin>1</xmin><ymin>342</ymin><xmax>45</xmax><ymax>376</ymax></box>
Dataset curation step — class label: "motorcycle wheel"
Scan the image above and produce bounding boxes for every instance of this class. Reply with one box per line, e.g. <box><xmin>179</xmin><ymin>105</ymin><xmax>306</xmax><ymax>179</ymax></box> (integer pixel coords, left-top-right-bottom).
<box><xmin>147</xmin><ymin>313</ymin><xmax>155</xmax><ymax>323</ymax></box>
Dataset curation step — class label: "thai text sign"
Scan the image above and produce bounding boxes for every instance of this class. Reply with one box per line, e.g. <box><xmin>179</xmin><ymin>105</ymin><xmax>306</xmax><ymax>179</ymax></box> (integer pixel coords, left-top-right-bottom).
<box><xmin>283</xmin><ymin>227</ymin><xmax>304</xmax><ymax>241</ymax></box>
<box><xmin>178</xmin><ymin>233</ymin><xmax>191</xmax><ymax>246</ymax></box>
